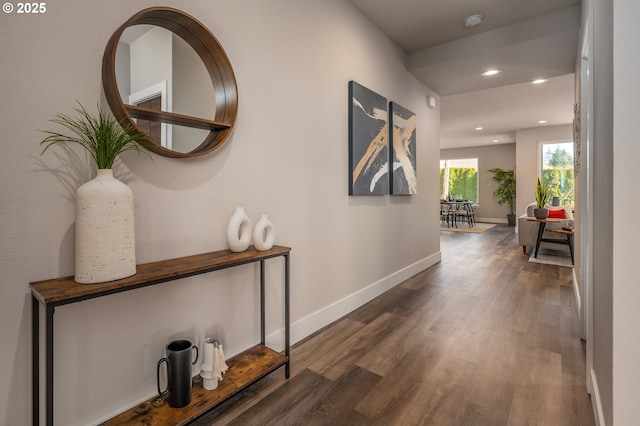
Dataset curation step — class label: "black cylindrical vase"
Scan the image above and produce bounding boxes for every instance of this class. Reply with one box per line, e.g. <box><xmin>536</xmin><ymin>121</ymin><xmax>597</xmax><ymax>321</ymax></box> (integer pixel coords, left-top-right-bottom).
<box><xmin>157</xmin><ymin>339</ymin><xmax>199</xmax><ymax>408</ymax></box>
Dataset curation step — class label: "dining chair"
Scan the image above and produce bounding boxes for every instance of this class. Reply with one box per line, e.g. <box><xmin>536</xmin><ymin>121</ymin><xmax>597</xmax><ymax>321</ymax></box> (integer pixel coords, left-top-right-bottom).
<box><xmin>440</xmin><ymin>203</ymin><xmax>455</xmax><ymax>228</ymax></box>
<box><xmin>454</xmin><ymin>202</ymin><xmax>475</xmax><ymax>227</ymax></box>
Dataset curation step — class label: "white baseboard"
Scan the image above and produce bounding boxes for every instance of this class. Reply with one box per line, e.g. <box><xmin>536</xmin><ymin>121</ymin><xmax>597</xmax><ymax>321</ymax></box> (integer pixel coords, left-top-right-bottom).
<box><xmin>572</xmin><ymin>268</ymin><xmax>581</xmax><ymax>321</ymax></box>
<box><xmin>474</xmin><ymin>217</ymin><xmax>507</xmax><ymax>224</ymax></box>
<box><xmin>590</xmin><ymin>368</ymin><xmax>606</xmax><ymax>426</ymax></box>
<box><xmin>265</xmin><ymin>252</ymin><xmax>442</xmax><ymax>350</ymax></box>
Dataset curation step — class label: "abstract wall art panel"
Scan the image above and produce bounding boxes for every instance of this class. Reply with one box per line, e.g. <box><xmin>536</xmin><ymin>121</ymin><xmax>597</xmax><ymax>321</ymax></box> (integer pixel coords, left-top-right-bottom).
<box><xmin>348</xmin><ymin>81</ymin><xmax>389</xmax><ymax>195</ymax></box>
<box><xmin>389</xmin><ymin>102</ymin><xmax>417</xmax><ymax>195</ymax></box>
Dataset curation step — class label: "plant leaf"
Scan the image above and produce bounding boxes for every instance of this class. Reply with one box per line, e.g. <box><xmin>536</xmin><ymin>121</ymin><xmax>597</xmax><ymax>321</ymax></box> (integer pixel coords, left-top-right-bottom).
<box><xmin>40</xmin><ymin>101</ymin><xmax>151</xmax><ymax>169</ymax></box>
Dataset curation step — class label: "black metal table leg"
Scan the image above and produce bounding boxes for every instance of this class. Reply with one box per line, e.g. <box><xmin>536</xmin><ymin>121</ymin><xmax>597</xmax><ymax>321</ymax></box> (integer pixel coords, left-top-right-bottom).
<box><xmin>45</xmin><ymin>305</ymin><xmax>54</xmax><ymax>426</ymax></box>
<box><xmin>260</xmin><ymin>259</ymin><xmax>265</xmax><ymax>346</ymax></box>
<box><xmin>32</xmin><ymin>296</ymin><xmax>39</xmax><ymax>426</ymax></box>
<box><xmin>534</xmin><ymin>221</ymin><xmax>547</xmax><ymax>258</ymax></box>
<box><xmin>284</xmin><ymin>253</ymin><xmax>290</xmax><ymax>379</ymax></box>
<box><xmin>568</xmin><ymin>233</ymin><xmax>575</xmax><ymax>264</ymax></box>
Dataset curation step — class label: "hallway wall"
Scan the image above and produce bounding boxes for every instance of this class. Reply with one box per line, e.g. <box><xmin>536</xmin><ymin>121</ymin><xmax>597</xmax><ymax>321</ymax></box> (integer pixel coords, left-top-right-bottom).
<box><xmin>612</xmin><ymin>0</ymin><xmax>640</xmax><ymax>423</ymax></box>
<box><xmin>590</xmin><ymin>0</ymin><xmax>614</xmax><ymax>423</ymax></box>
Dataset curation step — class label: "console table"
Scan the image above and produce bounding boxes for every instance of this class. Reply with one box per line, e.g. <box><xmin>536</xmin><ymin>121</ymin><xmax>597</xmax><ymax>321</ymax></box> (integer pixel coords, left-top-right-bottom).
<box><xmin>30</xmin><ymin>245</ymin><xmax>291</xmax><ymax>426</ymax></box>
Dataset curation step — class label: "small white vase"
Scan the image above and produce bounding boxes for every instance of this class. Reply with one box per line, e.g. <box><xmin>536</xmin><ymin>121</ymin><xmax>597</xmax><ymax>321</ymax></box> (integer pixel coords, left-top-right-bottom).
<box><xmin>227</xmin><ymin>207</ymin><xmax>252</xmax><ymax>252</ymax></box>
<box><xmin>75</xmin><ymin>169</ymin><xmax>136</xmax><ymax>284</ymax></box>
<box><xmin>252</xmin><ymin>214</ymin><xmax>275</xmax><ymax>251</ymax></box>
<box><xmin>200</xmin><ymin>338</ymin><xmax>218</xmax><ymax>390</ymax></box>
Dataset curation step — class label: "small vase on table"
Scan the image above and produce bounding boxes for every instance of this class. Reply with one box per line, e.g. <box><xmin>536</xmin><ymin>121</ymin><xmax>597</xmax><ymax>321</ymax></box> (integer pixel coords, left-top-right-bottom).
<box><xmin>253</xmin><ymin>214</ymin><xmax>275</xmax><ymax>251</ymax></box>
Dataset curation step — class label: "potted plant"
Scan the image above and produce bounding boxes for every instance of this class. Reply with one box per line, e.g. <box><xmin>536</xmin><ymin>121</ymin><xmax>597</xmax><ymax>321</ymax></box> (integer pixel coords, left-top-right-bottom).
<box><xmin>41</xmin><ymin>102</ymin><xmax>150</xmax><ymax>283</ymax></box>
<box><xmin>488</xmin><ymin>168</ymin><xmax>516</xmax><ymax>226</ymax></box>
<box><xmin>534</xmin><ymin>177</ymin><xmax>550</xmax><ymax>219</ymax></box>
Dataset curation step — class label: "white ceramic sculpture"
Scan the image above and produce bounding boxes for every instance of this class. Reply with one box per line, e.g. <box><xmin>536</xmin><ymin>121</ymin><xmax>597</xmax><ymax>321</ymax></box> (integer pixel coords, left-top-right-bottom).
<box><xmin>200</xmin><ymin>337</ymin><xmax>229</xmax><ymax>390</ymax></box>
<box><xmin>227</xmin><ymin>207</ymin><xmax>252</xmax><ymax>252</ymax></box>
<box><xmin>252</xmin><ymin>214</ymin><xmax>275</xmax><ymax>251</ymax></box>
<box><xmin>200</xmin><ymin>338</ymin><xmax>218</xmax><ymax>390</ymax></box>
<box><xmin>74</xmin><ymin>169</ymin><xmax>136</xmax><ymax>284</ymax></box>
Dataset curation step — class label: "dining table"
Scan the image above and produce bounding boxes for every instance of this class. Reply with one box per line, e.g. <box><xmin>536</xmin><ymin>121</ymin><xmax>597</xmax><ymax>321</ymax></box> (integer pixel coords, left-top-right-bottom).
<box><xmin>440</xmin><ymin>200</ymin><xmax>477</xmax><ymax>228</ymax></box>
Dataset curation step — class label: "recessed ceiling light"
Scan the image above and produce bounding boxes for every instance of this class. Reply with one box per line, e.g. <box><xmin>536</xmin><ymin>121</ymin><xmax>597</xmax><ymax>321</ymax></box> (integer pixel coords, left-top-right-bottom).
<box><xmin>475</xmin><ymin>127</ymin><xmax>483</xmax><ymax>130</ymax></box>
<box><xmin>538</xmin><ymin>120</ymin><xmax>548</xmax><ymax>124</ymax></box>
<box><xmin>532</xmin><ymin>79</ymin><xmax>548</xmax><ymax>84</ymax></box>
<box><xmin>481</xmin><ymin>69</ymin><xmax>502</xmax><ymax>77</ymax></box>
<box><xmin>492</xmin><ymin>139</ymin><xmax>500</xmax><ymax>143</ymax></box>
<box><xmin>464</xmin><ymin>14</ymin><xmax>483</xmax><ymax>28</ymax></box>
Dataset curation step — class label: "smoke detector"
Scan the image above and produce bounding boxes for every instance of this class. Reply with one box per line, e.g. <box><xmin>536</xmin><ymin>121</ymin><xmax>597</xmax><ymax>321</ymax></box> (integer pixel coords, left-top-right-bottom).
<box><xmin>464</xmin><ymin>14</ymin><xmax>483</xmax><ymax>28</ymax></box>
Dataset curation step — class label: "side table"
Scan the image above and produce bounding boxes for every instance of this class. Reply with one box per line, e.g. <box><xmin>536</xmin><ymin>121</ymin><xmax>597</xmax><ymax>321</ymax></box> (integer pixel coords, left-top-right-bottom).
<box><xmin>547</xmin><ymin>229</ymin><xmax>575</xmax><ymax>264</ymax></box>
<box><xmin>526</xmin><ymin>218</ymin><xmax>574</xmax><ymax>264</ymax></box>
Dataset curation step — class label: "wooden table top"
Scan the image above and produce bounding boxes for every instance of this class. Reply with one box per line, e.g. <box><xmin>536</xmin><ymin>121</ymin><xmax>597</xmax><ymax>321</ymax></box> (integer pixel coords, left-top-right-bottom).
<box><xmin>526</xmin><ymin>217</ymin><xmax>565</xmax><ymax>223</ymax></box>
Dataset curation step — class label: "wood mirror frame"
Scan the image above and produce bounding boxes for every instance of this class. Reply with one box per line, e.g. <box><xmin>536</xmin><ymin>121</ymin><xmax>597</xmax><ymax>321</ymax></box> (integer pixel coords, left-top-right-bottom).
<box><xmin>102</xmin><ymin>7</ymin><xmax>238</xmax><ymax>158</ymax></box>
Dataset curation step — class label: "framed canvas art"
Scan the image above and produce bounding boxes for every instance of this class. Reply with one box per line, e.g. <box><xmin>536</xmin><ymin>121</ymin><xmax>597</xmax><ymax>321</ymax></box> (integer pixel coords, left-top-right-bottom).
<box><xmin>348</xmin><ymin>81</ymin><xmax>389</xmax><ymax>195</ymax></box>
<box><xmin>389</xmin><ymin>102</ymin><xmax>417</xmax><ymax>194</ymax></box>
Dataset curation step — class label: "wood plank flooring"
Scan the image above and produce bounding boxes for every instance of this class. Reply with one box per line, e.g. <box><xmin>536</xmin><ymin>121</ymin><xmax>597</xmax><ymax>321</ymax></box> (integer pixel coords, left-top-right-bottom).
<box><xmin>194</xmin><ymin>225</ymin><xmax>595</xmax><ymax>425</ymax></box>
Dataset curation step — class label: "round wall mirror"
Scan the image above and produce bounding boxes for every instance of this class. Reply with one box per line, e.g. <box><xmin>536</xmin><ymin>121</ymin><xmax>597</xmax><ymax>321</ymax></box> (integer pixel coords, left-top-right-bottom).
<box><xmin>102</xmin><ymin>7</ymin><xmax>238</xmax><ymax>158</ymax></box>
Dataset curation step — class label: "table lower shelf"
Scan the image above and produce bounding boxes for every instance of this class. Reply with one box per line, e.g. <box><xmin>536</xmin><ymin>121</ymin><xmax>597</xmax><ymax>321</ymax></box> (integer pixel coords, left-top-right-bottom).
<box><xmin>102</xmin><ymin>344</ymin><xmax>288</xmax><ymax>425</ymax></box>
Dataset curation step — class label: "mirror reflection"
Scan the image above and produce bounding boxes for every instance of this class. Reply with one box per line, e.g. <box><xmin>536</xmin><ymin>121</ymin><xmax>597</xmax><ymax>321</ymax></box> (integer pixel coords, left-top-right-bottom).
<box><xmin>115</xmin><ymin>25</ymin><xmax>216</xmax><ymax>153</ymax></box>
<box><xmin>103</xmin><ymin>7</ymin><xmax>238</xmax><ymax>158</ymax></box>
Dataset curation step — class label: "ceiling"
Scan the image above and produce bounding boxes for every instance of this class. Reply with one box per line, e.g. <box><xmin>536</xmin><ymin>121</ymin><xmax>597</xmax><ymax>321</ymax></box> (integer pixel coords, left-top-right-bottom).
<box><xmin>347</xmin><ymin>0</ymin><xmax>581</xmax><ymax>149</ymax></box>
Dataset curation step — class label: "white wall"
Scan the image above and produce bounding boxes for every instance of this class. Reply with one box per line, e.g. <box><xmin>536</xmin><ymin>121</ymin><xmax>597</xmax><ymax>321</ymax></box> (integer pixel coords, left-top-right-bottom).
<box><xmin>129</xmin><ymin>26</ymin><xmax>172</xmax><ymax>97</ymax></box>
<box><xmin>613</xmin><ymin>0</ymin><xmax>640</xmax><ymax>423</ymax></box>
<box><xmin>172</xmin><ymin>34</ymin><xmax>216</xmax><ymax>152</ymax></box>
<box><xmin>590</xmin><ymin>0</ymin><xmax>614</xmax><ymax>422</ymax></box>
<box><xmin>515</xmin><ymin>124</ymin><xmax>573</xmax><ymax>217</ymax></box>
<box><xmin>115</xmin><ymin>42</ymin><xmax>130</xmax><ymax>101</ymax></box>
<box><xmin>582</xmin><ymin>2</ymin><xmax>640</xmax><ymax>424</ymax></box>
<box><xmin>0</xmin><ymin>1</ymin><xmax>441</xmax><ymax>424</ymax></box>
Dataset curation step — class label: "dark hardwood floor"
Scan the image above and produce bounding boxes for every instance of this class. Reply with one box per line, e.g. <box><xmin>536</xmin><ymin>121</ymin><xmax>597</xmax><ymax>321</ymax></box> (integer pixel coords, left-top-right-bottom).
<box><xmin>195</xmin><ymin>225</ymin><xmax>595</xmax><ymax>425</ymax></box>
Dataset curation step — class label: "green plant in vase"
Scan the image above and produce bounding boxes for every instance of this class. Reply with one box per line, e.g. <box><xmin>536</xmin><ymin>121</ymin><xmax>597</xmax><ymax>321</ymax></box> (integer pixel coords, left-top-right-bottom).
<box><xmin>488</xmin><ymin>168</ymin><xmax>516</xmax><ymax>226</ymax></box>
<box><xmin>534</xmin><ymin>177</ymin><xmax>550</xmax><ymax>219</ymax></box>
<box><xmin>41</xmin><ymin>102</ymin><xmax>149</xmax><ymax>168</ymax></box>
<box><xmin>40</xmin><ymin>102</ymin><xmax>150</xmax><ymax>284</ymax></box>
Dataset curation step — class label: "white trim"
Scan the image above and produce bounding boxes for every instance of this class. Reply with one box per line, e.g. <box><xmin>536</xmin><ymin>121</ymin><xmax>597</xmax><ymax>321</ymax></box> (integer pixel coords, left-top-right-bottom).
<box><xmin>474</xmin><ymin>217</ymin><xmax>507</xmax><ymax>224</ymax></box>
<box><xmin>90</xmin><ymin>393</ymin><xmax>154</xmax><ymax>425</ymax></box>
<box><xmin>129</xmin><ymin>80</ymin><xmax>172</xmax><ymax>149</ymax></box>
<box><xmin>265</xmin><ymin>252</ymin><xmax>442</xmax><ymax>351</ymax></box>
<box><xmin>572</xmin><ymin>268</ymin><xmax>581</xmax><ymax>320</ymax></box>
<box><xmin>590</xmin><ymin>368</ymin><xmax>606</xmax><ymax>426</ymax></box>
<box><xmin>581</xmin><ymin>0</ymin><xmax>595</xmax><ymax>391</ymax></box>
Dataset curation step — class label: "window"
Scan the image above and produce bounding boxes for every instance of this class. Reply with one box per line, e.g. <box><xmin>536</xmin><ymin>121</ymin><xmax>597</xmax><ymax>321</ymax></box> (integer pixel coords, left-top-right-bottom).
<box><xmin>440</xmin><ymin>158</ymin><xmax>478</xmax><ymax>202</ymax></box>
<box><xmin>540</xmin><ymin>142</ymin><xmax>574</xmax><ymax>207</ymax></box>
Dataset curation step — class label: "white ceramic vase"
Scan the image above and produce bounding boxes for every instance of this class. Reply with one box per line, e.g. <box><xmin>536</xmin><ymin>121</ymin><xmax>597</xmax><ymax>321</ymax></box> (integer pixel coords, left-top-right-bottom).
<box><xmin>74</xmin><ymin>169</ymin><xmax>136</xmax><ymax>284</ymax></box>
<box><xmin>227</xmin><ymin>207</ymin><xmax>252</xmax><ymax>252</ymax></box>
<box><xmin>252</xmin><ymin>214</ymin><xmax>275</xmax><ymax>251</ymax></box>
<box><xmin>200</xmin><ymin>338</ymin><xmax>218</xmax><ymax>390</ymax></box>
